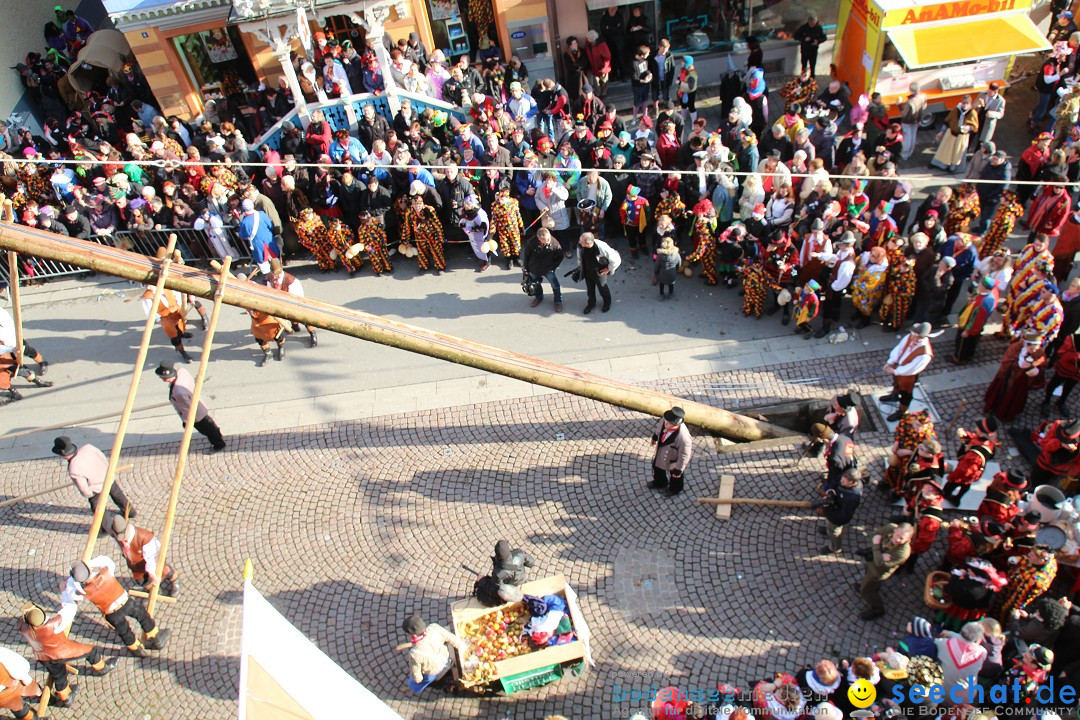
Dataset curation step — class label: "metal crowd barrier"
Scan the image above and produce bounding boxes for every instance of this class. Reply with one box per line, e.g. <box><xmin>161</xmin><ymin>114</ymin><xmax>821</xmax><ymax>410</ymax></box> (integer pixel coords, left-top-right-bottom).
<box><xmin>111</xmin><ymin>227</ymin><xmax>253</xmax><ymax>267</ymax></box>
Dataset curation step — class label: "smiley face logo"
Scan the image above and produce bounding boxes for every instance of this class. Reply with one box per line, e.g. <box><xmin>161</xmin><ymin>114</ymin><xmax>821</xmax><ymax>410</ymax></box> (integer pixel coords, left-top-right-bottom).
<box><xmin>847</xmin><ymin>678</ymin><xmax>876</xmax><ymax>709</ymax></box>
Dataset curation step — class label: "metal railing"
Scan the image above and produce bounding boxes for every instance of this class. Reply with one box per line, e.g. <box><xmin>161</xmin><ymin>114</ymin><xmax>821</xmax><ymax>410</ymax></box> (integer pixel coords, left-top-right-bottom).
<box><xmin>111</xmin><ymin>227</ymin><xmax>253</xmax><ymax>266</ymax></box>
<box><xmin>0</xmin><ymin>252</ymin><xmax>91</xmax><ymax>286</ymax></box>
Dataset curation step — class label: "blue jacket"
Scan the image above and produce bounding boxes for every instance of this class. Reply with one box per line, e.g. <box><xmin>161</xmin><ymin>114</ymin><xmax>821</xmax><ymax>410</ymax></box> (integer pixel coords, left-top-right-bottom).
<box><xmin>409</xmin><ymin>167</ymin><xmax>436</xmax><ymax>189</ymax></box>
<box><xmin>239</xmin><ymin>210</ymin><xmax>279</xmax><ymax>264</ymax></box>
<box><xmin>329</xmin><ymin>137</ymin><xmax>367</xmax><ymax>164</ymax></box>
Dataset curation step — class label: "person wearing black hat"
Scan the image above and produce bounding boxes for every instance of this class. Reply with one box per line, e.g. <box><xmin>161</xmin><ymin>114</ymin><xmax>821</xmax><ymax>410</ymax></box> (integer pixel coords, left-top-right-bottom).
<box><xmin>68</xmin><ymin>556</ymin><xmax>171</xmax><ymax>656</ymax></box>
<box><xmin>819</xmin><ymin>390</ymin><xmax>861</xmax><ymax>445</ymax></box>
<box><xmin>977</xmin><ymin>470</ymin><xmax>1028</xmax><ymax>526</ymax></box>
<box><xmin>880</xmin><ymin>322</ymin><xmax>935</xmax><ymax>422</ymax></box>
<box><xmin>1032</xmin><ymin>417</ymin><xmax>1080</xmax><ymax>485</ymax></box>
<box><xmin>943</xmin><ymin>416</ymin><xmax>1000</xmax><ymax>505</ymax></box>
<box><xmin>155</xmin><ymin>361</ymin><xmax>225</xmax><ymax>452</ymax></box>
<box><xmin>649</xmin><ymin>407</ymin><xmax>693</xmax><ymax>496</ymax></box>
<box><xmin>52</xmin><ymin>436</ymin><xmax>136</xmax><ymax>518</ymax></box>
<box><xmin>17</xmin><ymin>601</ymin><xmax>118</xmax><ymax>710</ymax></box>
<box><xmin>809</xmin><ymin>423</ymin><xmax>856</xmax><ymax>492</ymax></box>
<box><xmin>402</xmin><ymin>613</ymin><xmax>466</xmax><ymax>693</ymax></box>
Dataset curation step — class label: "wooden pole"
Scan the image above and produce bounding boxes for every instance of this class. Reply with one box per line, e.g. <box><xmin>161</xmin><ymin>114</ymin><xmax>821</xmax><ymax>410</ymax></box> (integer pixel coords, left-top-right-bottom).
<box><xmin>695</xmin><ymin>498</ymin><xmax>813</xmax><ymax>508</ymax></box>
<box><xmin>0</xmin><ymin>227</ymin><xmax>796</xmax><ymax>442</ymax></box>
<box><xmin>129</xmin><ymin>588</ymin><xmax>176</xmax><ymax>603</ymax></box>
<box><xmin>0</xmin><ymin>464</ymin><xmax>133</xmax><ymax>509</ymax></box>
<box><xmin>147</xmin><ymin>257</ymin><xmax>230</xmax><ymax>618</ymax></box>
<box><xmin>0</xmin><ymin>403</ymin><xmax>172</xmax><ymax>442</ymax></box>
<box><xmin>81</xmin><ymin>234</ymin><xmax>177</xmax><ymax>563</ymax></box>
<box><xmin>7</xmin><ymin>251</ymin><xmax>23</xmax><ymax>366</ymax></box>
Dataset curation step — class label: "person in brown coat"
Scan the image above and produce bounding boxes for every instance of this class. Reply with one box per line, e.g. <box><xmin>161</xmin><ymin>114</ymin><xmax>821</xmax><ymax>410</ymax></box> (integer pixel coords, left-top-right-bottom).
<box><xmin>17</xmin><ymin>601</ymin><xmax>117</xmax><ymax>709</ymax></box>
<box><xmin>69</xmin><ymin>556</ymin><xmax>170</xmax><ymax>657</ymax></box>
<box><xmin>648</xmin><ymin>406</ymin><xmax>693</xmax><ymax>496</ymax></box>
<box><xmin>0</xmin><ymin>647</ymin><xmax>40</xmax><ymax>719</ymax></box>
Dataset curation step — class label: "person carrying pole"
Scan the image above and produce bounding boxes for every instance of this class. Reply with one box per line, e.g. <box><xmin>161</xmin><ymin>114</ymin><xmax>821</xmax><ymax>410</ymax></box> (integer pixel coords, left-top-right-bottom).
<box><xmin>67</xmin><ymin>556</ymin><xmax>171</xmax><ymax>657</ymax></box>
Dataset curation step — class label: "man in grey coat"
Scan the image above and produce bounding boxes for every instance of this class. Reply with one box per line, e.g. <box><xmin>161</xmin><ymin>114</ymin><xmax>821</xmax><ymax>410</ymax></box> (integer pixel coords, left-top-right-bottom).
<box><xmin>155</xmin><ymin>361</ymin><xmax>226</xmax><ymax>452</ymax></box>
<box><xmin>648</xmin><ymin>407</ymin><xmax>693</xmax><ymax>496</ymax></box>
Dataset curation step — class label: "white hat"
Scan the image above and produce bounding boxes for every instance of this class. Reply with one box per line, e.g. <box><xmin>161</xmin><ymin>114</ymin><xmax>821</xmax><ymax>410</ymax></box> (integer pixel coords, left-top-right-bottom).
<box><xmin>811</xmin><ymin>703</ymin><xmax>843</xmax><ymax>720</ymax></box>
<box><xmin>409</xmin><ymin>180</ymin><xmax>427</xmax><ymax>196</ymax></box>
<box><xmin>241</xmin><ymin>198</ymin><xmax>255</xmax><ymax>212</ymax></box>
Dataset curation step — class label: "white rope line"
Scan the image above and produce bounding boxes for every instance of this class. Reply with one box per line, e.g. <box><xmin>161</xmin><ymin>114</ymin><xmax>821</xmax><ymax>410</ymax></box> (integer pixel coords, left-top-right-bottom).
<box><xmin>2</xmin><ymin>156</ymin><xmax>1069</xmax><ymax>186</ymax></box>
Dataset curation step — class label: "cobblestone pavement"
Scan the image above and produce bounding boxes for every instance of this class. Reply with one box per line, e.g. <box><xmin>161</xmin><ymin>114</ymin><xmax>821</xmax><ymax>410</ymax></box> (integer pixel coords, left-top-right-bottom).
<box><xmin>0</xmin><ymin>330</ymin><xmax>1043</xmax><ymax>720</ymax></box>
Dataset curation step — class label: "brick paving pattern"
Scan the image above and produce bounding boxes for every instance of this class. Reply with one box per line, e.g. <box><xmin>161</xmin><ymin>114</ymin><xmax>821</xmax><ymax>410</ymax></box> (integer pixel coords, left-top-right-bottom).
<box><xmin>0</xmin><ymin>329</ymin><xmax>1048</xmax><ymax>720</ymax></box>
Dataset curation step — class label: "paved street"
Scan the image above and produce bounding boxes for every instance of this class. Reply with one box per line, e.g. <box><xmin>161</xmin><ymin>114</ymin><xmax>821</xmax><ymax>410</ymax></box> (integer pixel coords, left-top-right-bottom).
<box><xmin>0</xmin><ymin>37</ymin><xmax>1061</xmax><ymax>717</ymax></box>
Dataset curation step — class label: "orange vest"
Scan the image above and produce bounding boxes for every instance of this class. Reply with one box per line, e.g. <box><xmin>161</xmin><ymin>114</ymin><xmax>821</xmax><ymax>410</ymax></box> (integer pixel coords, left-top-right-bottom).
<box><xmin>81</xmin><ymin>569</ymin><xmax>128</xmax><ymax>615</ymax></box>
<box><xmin>142</xmin><ymin>287</ymin><xmax>182</xmax><ymax>317</ymax></box>
<box><xmin>0</xmin><ymin>662</ymin><xmax>38</xmax><ymax>711</ymax></box>
<box><xmin>119</xmin><ymin>526</ymin><xmax>169</xmax><ymax>580</ymax></box>
<box><xmin>18</xmin><ymin>618</ymin><xmax>94</xmax><ymax>662</ymax></box>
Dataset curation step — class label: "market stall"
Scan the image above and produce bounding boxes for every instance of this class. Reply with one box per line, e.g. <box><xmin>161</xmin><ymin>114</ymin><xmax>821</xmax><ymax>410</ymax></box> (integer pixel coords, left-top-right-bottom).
<box><xmin>834</xmin><ymin>0</ymin><xmax>1051</xmax><ymax>125</ymax></box>
<box><xmin>450</xmin><ymin>574</ymin><xmax>594</xmax><ymax>694</ymax></box>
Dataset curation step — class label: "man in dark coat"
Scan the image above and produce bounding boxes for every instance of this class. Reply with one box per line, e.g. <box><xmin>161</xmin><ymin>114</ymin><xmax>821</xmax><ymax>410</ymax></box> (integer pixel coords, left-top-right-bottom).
<box><xmin>813</xmin><ymin>468</ymin><xmax>863</xmax><ymax>555</ymax></box>
<box><xmin>521</xmin><ymin>226</ymin><xmax>564</xmax><ymax>311</ymax></box>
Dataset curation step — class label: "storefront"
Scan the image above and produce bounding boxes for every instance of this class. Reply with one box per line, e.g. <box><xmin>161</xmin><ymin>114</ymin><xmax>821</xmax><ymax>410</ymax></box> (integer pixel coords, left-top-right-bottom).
<box><xmin>835</xmin><ymin>0</ymin><xmax>1050</xmax><ymax>118</ymax></box>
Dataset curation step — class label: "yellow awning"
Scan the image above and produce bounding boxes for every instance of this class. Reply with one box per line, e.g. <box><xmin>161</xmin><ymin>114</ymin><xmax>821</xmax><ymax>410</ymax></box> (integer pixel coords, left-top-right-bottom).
<box><xmin>886</xmin><ymin>13</ymin><xmax>1051</xmax><ymax>69</ymax></box>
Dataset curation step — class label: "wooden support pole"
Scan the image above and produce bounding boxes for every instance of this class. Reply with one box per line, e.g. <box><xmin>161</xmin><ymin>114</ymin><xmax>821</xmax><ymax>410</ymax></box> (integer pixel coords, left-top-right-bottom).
<box><xmin>0</xmin><ymin>227</ymin><xmax>796</xmax><ymax>442</ymax></box>
<box><xmin>129</xmin><ymin>588</ymin><xmax>176</xmax><ymax>603</ymax></box>
<box><xmin>0</xmin><ymin>464</ymin><xmax>133</xmax><ymax>510</ymax></box>
<box><xmin>7</xmin><ymin>251</ymin><xmax>23</xmax><ymax>365</ymax></box>
<box><xmin>696</xmin><ymin>498</ymin><xmax>813</xmax><ymax>508</ymax></box>
<box><xmin>0</xmin><ymin>402</ymin><xmax>172</xmax><ymax>442</ymax></box>
<box><xmin>81</xmin><ymin>235</ymin><xmax>177</xmax><ymax>563</ymax></box>
<box><xmin>148</xmin><ymin>257</ymin><xmax>230</xmax><ymax>618</ymax></box>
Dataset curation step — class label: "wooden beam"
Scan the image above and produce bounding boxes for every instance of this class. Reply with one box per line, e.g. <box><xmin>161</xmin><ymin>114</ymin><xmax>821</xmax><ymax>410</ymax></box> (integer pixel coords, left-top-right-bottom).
<box><xmin>7</xmin><ymin>251</ymin><xmax>23</xmax><ymax>366</ymax></box>
<box><xmin>147</xmin><ymin>257</ymin><xmax>230</xmax><ymax>618</ymax></box>
<box><xmin>81</xmin><ymin>235</ymin><xmax>178</xmax><ymax>563</ymax></box>
<box><xmin>0</xmin><ymin>226</ymin><xmax>797</xmax><ymax>442</ymax></box>
<box><xmin>696</xmin><ymin>498</ymin><xmax>812</xmax><ymax>508</ymax></box>
<box><xmin>0</xmin><ymin>404</ymin><xmax>171</xmax><ymax>442</ymax></box>
<box><xmin>0</xmin><ymin>464</ymin><xmax>133</xmax><ymax>509</ymax></box>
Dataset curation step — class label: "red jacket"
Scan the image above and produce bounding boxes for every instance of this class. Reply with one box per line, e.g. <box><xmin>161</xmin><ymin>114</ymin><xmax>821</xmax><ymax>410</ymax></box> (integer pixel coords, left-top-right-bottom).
<box><xmin>1029</xmin><ymin>187</ymin><xmax>1072</xmax><ymax>237</ymax></box>
<box><xmin>1054</xmin><ymin>334</ymin><xmax>1080</xmax><ymax>381</ymax></box>
<box><xmin>584</xmin><ymin>40</ymin><xmax>612</xmax><ymax>76</ymax></box>
<box><xmin>946</xmin><ymin>436</ymin><xmax>998</xmax><ymax>488</ymax></box>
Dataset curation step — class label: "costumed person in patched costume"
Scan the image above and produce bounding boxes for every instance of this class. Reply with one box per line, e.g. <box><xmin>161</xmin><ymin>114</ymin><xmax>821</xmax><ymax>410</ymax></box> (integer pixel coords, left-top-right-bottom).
<box><xmin>402</xmin><ymin>193</ymin><xmax>447</xmax><ymax>272</ymax></box>
<box><xmin>295</xmin><ymin>207</ymin><xmax>336</xmax><ymax>271</ymax></box>
<box><xmin>683</xmin><ymin>201</ymin><xmax>721</xmax><ymax>285</ymax></box>
<box><xmin>109</xmin><ymin>515</ymin><xmax>178</xmax><ymax>597</ymax></box>
<box><xmin>1008</xmin><ymin>275</ymin><xmax>1063</xmax><ymax>342</ymax></box>
<box><xmin>983</xmin><ymin>329</ymin><xmax>1047</xmax><ymax>423</ymax></box>
<box><xmin>741</xmin><ymin>252</ymin><xmax>769</xmax><ymax>318</ymax></box>
<box><xmin>990</xmin><ymin>544</ymin><xmax>1057</xmax><ymax>626</ymax></box>
<box><xmin>883</xmin><ymin>410</ymin><xmax>936</xmax><ymax>495</ymax></box>
<box><xmin>0</xmin><ymin>645</ymin><xmax>41</xmax><ymax>719</ymax></box>
<box><xmin>880</xmin><ymin>247</ymin><xmax>917</xmax><ymax>331</ymax></box>
<box><xmin>779</xmin><ymin>68</ymin><xmax>817</xmax><ymax>112</ymax></box>
<box><xmin>327</xmin><ymin>218</ymin><xmax>364</xmax><ymax>275</ymax></box>
<box><xmin>401</xmin><ymin>613</ymin><xmax>466</xmax><ymax>694</ymax></box>
<box><xmin>977</xmin><ymin>470</ymin><xmax>1027</xmax><ymax>526</ymax></box>
<box><xmin>952</xmin><ymin>276</ymin><xmax>999</xmax><ymax>364</ymax></box>
<box><xmin>354</xmin><ymin>210</ymin><xmax>392</xmax><ymax>276</ymax></box>
<box><xmin>68</xmin><ymin>556</ymin><xmax>171</xmax><ymax>656</ymax></box>
<box><xmin>17</xmin><ymin>602</ymin><xmax>117</xmax><ymax>710</ymax></box>
<box><xmin>654</xmin><ymin>176</ymin><xmax>686</xmax><ymax>229</ymax></box>
<box><xmin>490</xmin><ymin>188</ymin><xmax>523</xmax><ymax>269</ymax></box>
<box><xmin>265</xmin><ymin>258</ymin><xmax>317</xmax><ymax>347</ymax></box>
<box><xmin>943</xmin><ymin>416</ymin><xmax>1000</xmax><ymax>506</ymax></box>
<box><xmin>981</xmin><ymin>190</ymin><xmax>1024</xmax><ymax>258</ymax></box>
<box><xmin>946</xmin><ymin>183</ymin><xmax>981</xmax><ymax>235</ymax></box>
<box><xmin>850</xmin><ymin>244</ymin><xmax>889</xmax><ymax>329</ymax></box>
<box><xmin>716</xmin><ymin>224</ymin><xmax>745</xmax><ymax>288</ymax></box>
<box><xmin>619</xmin><ymin>185</ymin><xmax>650</xmax><ymax>259</ymax></box>
<box><xmin>880</xmin><ymin>322</ymin><xmax>935</xmax><ymax>422</ymax></box>
<box><xmin>794</xmin><ymin>279</ymin><xmax>821</xmax><ymax>336</ymax></box>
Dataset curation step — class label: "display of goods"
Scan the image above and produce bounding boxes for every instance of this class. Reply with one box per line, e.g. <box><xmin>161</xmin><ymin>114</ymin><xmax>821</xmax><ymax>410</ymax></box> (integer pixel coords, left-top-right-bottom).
<box><xmin>458</xmin><ymin>605</ymin><xmax>534</xmax><ymax>684</ymax></box>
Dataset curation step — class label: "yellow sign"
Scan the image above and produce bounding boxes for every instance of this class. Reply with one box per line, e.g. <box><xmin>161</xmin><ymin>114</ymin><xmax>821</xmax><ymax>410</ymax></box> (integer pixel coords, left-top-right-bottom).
<box><xmin>882</xmin><ymin>0</ymin><xmax>1031</xmax><ymax>27</ymax></box>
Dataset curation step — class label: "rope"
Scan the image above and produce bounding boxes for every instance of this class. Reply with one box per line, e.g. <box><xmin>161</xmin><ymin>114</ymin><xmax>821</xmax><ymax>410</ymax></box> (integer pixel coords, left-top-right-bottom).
<box><xmin>3</xmin><ymin>155</ymin><xmax>1070</xmax><ymax>187</ymax></box>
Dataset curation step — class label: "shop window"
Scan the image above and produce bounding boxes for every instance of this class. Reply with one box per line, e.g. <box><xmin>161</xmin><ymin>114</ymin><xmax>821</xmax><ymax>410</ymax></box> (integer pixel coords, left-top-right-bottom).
<box><xmin>424</xmin><ymin>0</ymin><xmax>496</xmax><ymax>61</ymax></box>
<box><xmin>749</xmin><ymin>0</ymin><xmax>838</xmax><ymax>36</ymax></box>
<box><xmin>173</xmin><ymin>26</ymin><xmax>256</xmax><ymax>97</ymax></box>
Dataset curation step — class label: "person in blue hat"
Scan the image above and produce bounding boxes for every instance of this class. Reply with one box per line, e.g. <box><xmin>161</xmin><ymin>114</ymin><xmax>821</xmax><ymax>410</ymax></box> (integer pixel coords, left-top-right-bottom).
<box><xmin>676</xmin><ymin>55</ymin><xmax>699</xmax><ymax>129</ymax></box>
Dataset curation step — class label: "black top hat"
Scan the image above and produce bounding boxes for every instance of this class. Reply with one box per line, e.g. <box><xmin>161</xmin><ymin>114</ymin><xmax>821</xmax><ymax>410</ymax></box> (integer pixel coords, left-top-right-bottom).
<box><xmin>51</xmin><ymin>436</ymin><xmax>76</xmax><ymax>456</ymax></box>
<box><xmin>155</xmin><ymin>361</ymin><xmax>177</xmax><ymax>378</ymax></box>
<box><xmin>663</xmin><ymin>407</ymin><xmax>686</xmax><ymax>425</ymax></box>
